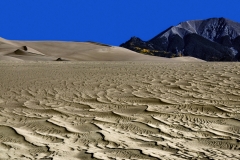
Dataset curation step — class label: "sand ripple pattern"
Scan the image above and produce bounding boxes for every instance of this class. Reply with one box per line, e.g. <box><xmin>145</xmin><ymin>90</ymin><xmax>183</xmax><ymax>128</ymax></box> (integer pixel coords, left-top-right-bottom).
<box><xmin>0</xmin><ymin>62</ymin><xmax>240</xmax><ymax>159</ymax></box>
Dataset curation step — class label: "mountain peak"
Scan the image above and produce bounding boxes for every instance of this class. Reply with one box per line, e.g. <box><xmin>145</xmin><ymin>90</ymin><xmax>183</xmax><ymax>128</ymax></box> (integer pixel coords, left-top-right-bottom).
<box><xmin>154</xmin><ymin>17</ymin><xmax>240</xmax><ymax>41</ymax></box>
<box><xmin>129</xmin><ymin>36</ymin><xmax>142</xmax><ymax>41</ymax></box>
<box><xmin>121</xmin><ymin>17</ymin><xmax>240</xmax><ymax>61</ymax></box>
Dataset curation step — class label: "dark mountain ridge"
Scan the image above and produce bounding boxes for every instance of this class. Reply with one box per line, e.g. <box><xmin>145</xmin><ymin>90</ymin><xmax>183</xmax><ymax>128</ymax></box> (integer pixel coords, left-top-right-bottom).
<box><xmin>120</xmin><ymin>18</ymin><xmax>240</xmax><ymax>61</ymax></box>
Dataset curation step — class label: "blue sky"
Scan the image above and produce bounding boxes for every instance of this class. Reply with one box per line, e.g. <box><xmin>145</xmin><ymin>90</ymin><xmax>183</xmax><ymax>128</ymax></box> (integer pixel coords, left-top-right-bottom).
<box><xmin>0</xmin><ymin>0</ymin><xmax>239</xmax><ymax>46</ymax></box>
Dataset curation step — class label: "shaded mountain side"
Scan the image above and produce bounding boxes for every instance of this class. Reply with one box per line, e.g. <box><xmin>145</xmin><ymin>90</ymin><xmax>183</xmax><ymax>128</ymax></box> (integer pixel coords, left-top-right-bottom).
<box><xmin>233</xmin><ymin>36</ymin><xmax>240</xmax><ymax>59</ymax></box>
<box><xmin>184</xmin><ymin>34</ymin><xmax>235</xmax><ymax>61</ymax></box>
<box><xmin>120</xmin><ymin>18</ymin><xmax>240</xmax><ymax>61</ymax></box>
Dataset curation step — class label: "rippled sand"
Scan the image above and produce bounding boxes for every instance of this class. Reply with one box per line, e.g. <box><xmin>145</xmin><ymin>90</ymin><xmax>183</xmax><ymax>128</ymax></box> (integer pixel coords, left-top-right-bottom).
<box><xmin>0</xmin><ymin>61</ymin><xmax>239</xmax><ymax>160</ymax></box>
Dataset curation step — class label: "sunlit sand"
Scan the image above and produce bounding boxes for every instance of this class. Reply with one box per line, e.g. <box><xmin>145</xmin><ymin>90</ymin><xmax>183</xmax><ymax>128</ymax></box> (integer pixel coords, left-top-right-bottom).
<box><xmin>0</xmin><ymin>61</ymin><xmax>239</xmax><ymax>159</ymax></box>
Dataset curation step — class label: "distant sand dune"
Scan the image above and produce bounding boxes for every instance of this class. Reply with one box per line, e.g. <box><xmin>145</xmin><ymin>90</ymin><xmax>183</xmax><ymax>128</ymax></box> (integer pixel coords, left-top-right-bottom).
<box><xmin>0</xmin><ymin>37</ymin><xmax>205</xmax><ymax>62</ymax></box>
<box><xmin>0</xmin><ymin>61</ymin><xmax>239</xmax><ymax>159</ymax></box>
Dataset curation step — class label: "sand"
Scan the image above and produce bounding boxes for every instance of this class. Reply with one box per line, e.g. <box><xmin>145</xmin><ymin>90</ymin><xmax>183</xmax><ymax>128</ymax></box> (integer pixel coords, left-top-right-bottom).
<box><xmin>0</xmin><ymin>61</ymin><xmax>239</xmax><ymax>160</ymax></box>
<box><xmin>0</xmin><ymin>37</ymin><xmax>205</xmax><ymax>62</ymax></box>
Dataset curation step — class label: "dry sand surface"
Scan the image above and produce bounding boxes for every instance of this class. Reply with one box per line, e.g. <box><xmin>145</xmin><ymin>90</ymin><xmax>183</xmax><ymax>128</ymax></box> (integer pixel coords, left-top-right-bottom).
<box><xmin>0</xmin><ymin>61</ymin><xmax>239</xmax><ymax>159</ymax></box>
<box><xmin>0</xmin><ymin>37</ymin><xmax>205</xmax><ymax>62</ymax></box>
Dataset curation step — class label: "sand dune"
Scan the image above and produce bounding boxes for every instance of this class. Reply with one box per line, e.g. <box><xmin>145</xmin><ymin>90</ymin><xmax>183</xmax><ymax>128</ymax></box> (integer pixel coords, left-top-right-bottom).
<box><xmin>0</xmin><ymin>61</ymin><xmax>239</xmax><ymax>159</ymax></box>
<box><xmin>0</xmin><ymin>37</ymin><xmax>205</xmax><ymax>62</ymax></box>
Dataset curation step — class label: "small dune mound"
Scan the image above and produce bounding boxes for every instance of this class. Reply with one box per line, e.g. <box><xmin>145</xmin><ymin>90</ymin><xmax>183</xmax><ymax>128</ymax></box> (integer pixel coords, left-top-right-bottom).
<box><xmin>6</xmin><ymin>48</ymin><xmax>55</xmax><ymax>61</ymax></box>
<box><xmin>14</xmin><ymin>49</ymin><xmax>29</xmax><ymax>55</ymax></box>
<box><xmin>19</xmin><ymin>46</ymin><xmax>45</xmax><ymax>55</ymax></box>
<box><xmin>56</xmin><ymin>57</ymin><xmax>63</xmax><ymax>61</ymax></box>
<box><xmin>10</xmin><ymin>46</ymin><xmax>45</xmax><ymax>57</ymax></box>
<box><xmin>55</xmin><ymin>57</ymin><xmax>68</xmax><ymax>61</ymax></box>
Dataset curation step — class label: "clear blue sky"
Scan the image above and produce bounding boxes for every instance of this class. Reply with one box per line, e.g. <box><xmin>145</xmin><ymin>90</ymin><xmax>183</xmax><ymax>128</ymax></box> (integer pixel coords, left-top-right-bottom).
<box><xmin>0</xmin><ymin>0</ymin><xmax>239</xmax><ymax>46</ymax></box>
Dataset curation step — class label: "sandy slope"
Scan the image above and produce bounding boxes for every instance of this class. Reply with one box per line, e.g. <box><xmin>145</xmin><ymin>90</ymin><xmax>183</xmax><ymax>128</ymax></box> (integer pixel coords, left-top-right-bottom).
<box><xmin>0</xmin><ymin>37</ymin><xmax>205</xmax><ymax>62</ymax></box>
<box><xmin>0</xmin><ymin>61</ymin><xmax>239</xmax><ymax>159</ymax></box>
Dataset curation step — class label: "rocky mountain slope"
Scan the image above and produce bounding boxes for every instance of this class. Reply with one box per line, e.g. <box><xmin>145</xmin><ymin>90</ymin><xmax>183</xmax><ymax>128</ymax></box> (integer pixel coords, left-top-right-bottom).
<box><xmin>120</xmin><ymin>18</ymin><xmax>240</xmax><ymax>61</ymax></box>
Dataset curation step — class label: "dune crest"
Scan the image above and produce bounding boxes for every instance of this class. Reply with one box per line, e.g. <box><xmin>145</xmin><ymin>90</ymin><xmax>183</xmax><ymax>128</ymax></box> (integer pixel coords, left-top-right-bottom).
<box><xmin>0</xmin><ymin>37</ymin><xmax>204</xmax><ymax>62</ymax></box>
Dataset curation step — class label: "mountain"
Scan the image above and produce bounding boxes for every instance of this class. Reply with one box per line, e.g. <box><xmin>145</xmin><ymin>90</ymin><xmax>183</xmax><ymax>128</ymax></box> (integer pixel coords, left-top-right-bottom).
<box><xmin>120</xmin><ymin>18</ymin><xmax>240</xmax><ymax>61</ymax></box>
